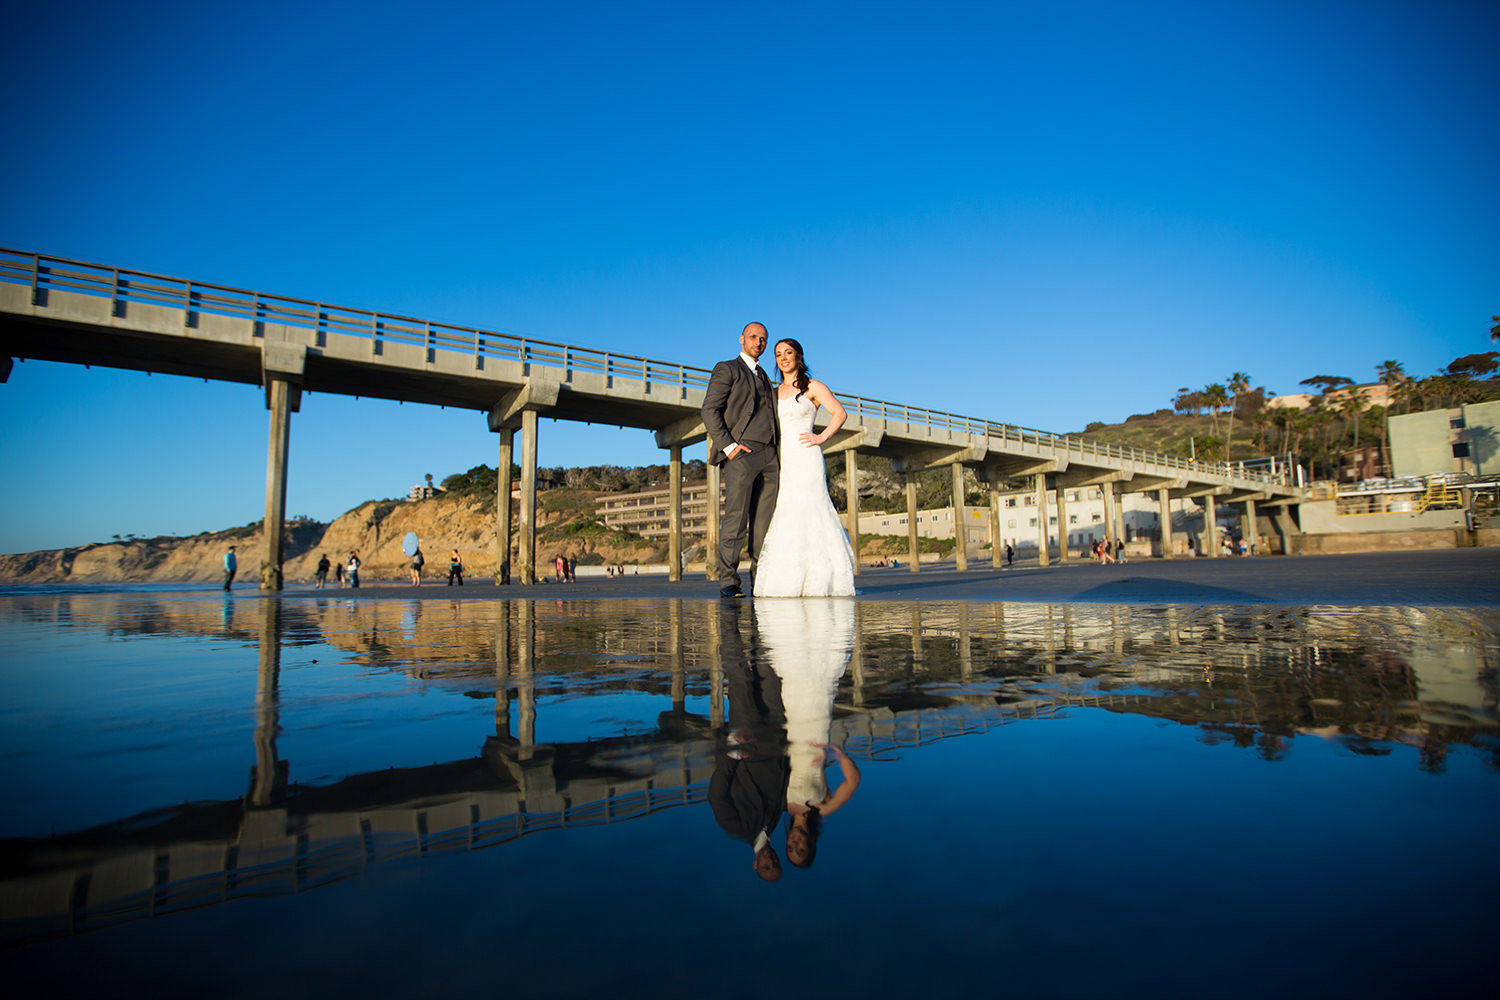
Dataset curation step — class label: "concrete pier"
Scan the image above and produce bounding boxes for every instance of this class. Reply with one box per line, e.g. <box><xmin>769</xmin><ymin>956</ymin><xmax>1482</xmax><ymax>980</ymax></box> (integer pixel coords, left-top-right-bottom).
<box><xmin>846</xmin><ymin>451</ymin><xmax>860</xmax><ymax>573</ymax></box>
<box><xmin>668</xmin><ymin>445</ymin><xmax>683</xmax><ymax>582</ymax></box>
<box><xmin>1055</xmin><ymin>485</ymin><xmax>1070</xmax><ymax>564</ymax></box>
<box><xmin>1034</xmin><ymin>474</ymin><xmax>1050</xmax><ymax>567</ymax></box>
<box><xmin>906</xmin><ymin>474</ymin><xmax>920</xmax><ymax>572</ymax></box>
<box><xmin>260</xmin><ymin>379</ymin><xmax>294</xmax><ymax>590</ymax></box>
<box><xmin>519</xmin><ymin>410</ymin><xmax>538</xmax><ymax>585</ymax></box>
<box><xmin>704</xmin><ymin>444</ymin><xmax>720</xmax><ymax>582</ymax></box>
<box><xmin>1205</xmin><ymin>495</ymin><xmax>1219</xmax><ymax>558</ymax></box>
<box><xmin>495</xmin><ymin>427</ymin><xmax>513</xmax><ymax>583</ymax></box>
<box><xmin>1159</xmin><ymin>488</ymin><xmax>1174</xmax><ymax>559</ymax></box>
<box><xmin>1102</xmin><ymin>480</ymin><xmax>1118</xmax><ymax>548</ymax></box>
<box><xmin>952</xmin><ymin>462</ymin><xmax>968</xmax><ymax>572</ymax></box>
<box><xmin>990</xmin><ymin>487</ymin><xmax>1003</xmax><ymax>568</ymax></box>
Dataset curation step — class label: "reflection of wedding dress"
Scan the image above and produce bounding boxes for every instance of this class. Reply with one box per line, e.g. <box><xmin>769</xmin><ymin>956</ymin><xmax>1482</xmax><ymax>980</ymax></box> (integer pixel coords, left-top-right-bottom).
<box><xmin>752</xmin><ymin>394</ymin><xmax>856</xmax><ymax>597</ymax></box>
<box><xmin>756</xmin><ymin>599</ymin><xmax>854</xmax><ymax>808</ymax></box>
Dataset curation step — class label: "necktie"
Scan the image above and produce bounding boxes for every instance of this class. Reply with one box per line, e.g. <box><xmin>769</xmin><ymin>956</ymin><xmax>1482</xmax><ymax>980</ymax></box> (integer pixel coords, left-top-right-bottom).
<box><xmin>755</xmin><ymin>366</ymin><xmax>771</xmax><ymax>399</ymax></box>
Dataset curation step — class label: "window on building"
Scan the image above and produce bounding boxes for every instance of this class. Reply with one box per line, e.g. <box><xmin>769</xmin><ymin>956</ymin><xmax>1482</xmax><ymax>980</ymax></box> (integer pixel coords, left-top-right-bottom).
<box><xmin>1090</xmin><ymin>489</ymin><xmax>1101</xmax><ymax>499</ymax></box>
<box><xmin>1092</xmin><ymin>513</ymin><xmax>1102</xmax><ymax>522</ymax></box>
<box><xmin>1069</xmin><ymin>515</ymin><xmax>1078</xmax><ymax>524</ymax></box>
<box><xmin>1453</xmin><ymin>442</ymin><xmax>1471</xmax><ymax>458</ymax></box>
<box><xmin>1067</xmin><ymin>491</ymin><xmax>1079</xmax><ymax>502</ymax></box>
<box><xmin>1048</xmin><ymin>516</ymin><xmax>1057</xmax><ymax>526</ymax></box>
<box><xmin>1028</xmin><ymin>518</ymin><xmax>1037</xmax><ymax>527</ymax></box>
<box><xmin>1024</xmin><ymin>496</ymin><xmax>1035</xmax><ymax>506</ymax></box>
<box><xmin>1451</xmin><ymin>416</ymin><xmax>1467</xmax><ymax>429</ymax></box>
<box><xmin>1005</xmin><ymin>498</ymin><xmax>1017</xmax><ymax>508</ymax></box>
<box><xmin>1007</xmin><ymin>519</ymin><xmax>1016</xmax><ymax>528</ymax></box>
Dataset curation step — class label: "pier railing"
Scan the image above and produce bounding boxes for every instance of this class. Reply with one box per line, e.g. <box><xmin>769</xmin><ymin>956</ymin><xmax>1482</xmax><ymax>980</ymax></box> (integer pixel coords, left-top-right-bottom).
<box><xmin>0</xmin><ymin>247</ymin><xmax>1292</xmax><ymax>488</ymax></box>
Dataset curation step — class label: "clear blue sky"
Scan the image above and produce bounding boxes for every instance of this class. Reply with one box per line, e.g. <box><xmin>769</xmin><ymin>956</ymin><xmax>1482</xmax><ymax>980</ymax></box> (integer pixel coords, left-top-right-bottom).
<box><xmin>2</xmin><ymin>0</ymin><xmax>1496</xmax><ymax>552</ymax></box>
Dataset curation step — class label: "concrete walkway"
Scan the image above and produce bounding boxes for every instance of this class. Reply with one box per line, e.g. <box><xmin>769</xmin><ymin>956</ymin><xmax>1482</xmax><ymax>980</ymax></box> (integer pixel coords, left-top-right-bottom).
<box><xmin>256</xmin><ymin>548</ymin><xmax>1500</xmax><ymax>607</ymax></box>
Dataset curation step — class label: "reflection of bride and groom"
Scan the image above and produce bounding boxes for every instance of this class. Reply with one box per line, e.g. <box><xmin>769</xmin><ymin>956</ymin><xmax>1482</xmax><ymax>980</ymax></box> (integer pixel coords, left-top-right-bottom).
<box><xmin>703</xmin><ymin>322</ymin><xmax>862</xmax><ymax>878</ymax></box>
<box><xmin>709</xmin><ymin>599</ymin><xmax>860</xmax><ymax>881</ymax></box>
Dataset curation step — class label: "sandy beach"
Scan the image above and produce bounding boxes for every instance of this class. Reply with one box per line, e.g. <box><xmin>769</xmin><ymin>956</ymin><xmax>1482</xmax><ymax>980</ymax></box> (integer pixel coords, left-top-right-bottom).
<box><xmin>215</xmin><ymin>547</ymin><xmax>1500</xmax><ymax>606</ymax></box>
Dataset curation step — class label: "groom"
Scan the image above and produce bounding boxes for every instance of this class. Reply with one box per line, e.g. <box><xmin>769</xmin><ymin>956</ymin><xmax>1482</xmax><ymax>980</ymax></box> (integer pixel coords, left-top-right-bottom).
<box><xmin>702</xmin><ymin>321</ymin><xmax>781</xmax><ymax>599</ymax></box>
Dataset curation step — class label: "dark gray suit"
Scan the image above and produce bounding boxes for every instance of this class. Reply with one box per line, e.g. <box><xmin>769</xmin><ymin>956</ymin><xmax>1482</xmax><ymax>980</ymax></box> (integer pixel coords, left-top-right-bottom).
<box><xmin>702</xmin><ymin>356</ymin><xmax>781</xmax><ymax>589</ymax></box>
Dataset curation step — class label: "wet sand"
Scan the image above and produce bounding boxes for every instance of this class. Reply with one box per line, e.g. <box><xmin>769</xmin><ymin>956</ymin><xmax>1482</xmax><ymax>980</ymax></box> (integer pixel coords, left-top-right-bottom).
<box><xmin>246</xmin><ymin>547</ymin><xmax>1500</xmax><ymax>606</ymax></box>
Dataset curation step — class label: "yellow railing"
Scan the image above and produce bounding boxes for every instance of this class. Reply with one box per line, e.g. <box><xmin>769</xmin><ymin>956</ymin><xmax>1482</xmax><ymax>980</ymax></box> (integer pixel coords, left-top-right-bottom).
<box><xmin>1417</xmin><ymin>482</ymin><xmax>1461</xmax><ymax>511</ymax></box>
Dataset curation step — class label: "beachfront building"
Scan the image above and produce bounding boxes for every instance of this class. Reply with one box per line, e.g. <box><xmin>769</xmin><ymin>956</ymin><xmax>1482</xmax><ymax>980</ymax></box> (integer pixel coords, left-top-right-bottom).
<box><xmin>1389</xmin><ymin>400</ymin><xmax>1500</xmax><ymax>478</ymax></box>
<box><xmin>598</xmin><ymin>481</ymin><xmax>715</xmax><ymax>539</ymax></box>
<box><xmin>857</xmin><ymin>486</ymin><xmax>1169</xmax><ymax>557</ymax></box>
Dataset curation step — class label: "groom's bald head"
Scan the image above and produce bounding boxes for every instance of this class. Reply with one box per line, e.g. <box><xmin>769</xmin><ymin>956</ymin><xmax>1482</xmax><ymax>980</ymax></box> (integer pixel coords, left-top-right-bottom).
<box><xmin>740</xmin><ymin>322</ymin><xmax>768</xmax><ymax>359</ymax></box>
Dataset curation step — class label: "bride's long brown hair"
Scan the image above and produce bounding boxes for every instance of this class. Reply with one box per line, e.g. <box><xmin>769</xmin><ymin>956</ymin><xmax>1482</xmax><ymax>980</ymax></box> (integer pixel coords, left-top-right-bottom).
<box><xmin>776</xmin><ymin>338</ymin><xmax>811</xmax><ymax>401</ymax></box>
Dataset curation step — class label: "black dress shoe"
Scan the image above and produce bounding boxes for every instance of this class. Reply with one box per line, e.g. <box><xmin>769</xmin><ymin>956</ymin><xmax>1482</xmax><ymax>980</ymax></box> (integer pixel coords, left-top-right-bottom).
<box><xmin>720</xmin><ymin>584</ymin><xmax>745</xmax><ymax>599</ymax></box>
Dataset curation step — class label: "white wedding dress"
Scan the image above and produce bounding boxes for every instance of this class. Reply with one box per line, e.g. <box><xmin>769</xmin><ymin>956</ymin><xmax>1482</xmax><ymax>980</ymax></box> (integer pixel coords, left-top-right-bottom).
<box><xmin>752</xmin><ymin>393</ymin><xmax>857</xmax><ymax>597</ymax></box>
<box><xmin>755</xmin><ymin>598</ymin><xmax>855</xmax><ymax>808</ymax></box>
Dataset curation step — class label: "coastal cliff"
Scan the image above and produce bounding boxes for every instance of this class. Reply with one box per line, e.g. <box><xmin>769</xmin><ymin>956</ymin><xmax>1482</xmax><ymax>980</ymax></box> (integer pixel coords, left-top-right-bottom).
<box><xmin>0</xmin><ymin>491</ymin><xmax>663</xmax><ymax>585</ymax></box>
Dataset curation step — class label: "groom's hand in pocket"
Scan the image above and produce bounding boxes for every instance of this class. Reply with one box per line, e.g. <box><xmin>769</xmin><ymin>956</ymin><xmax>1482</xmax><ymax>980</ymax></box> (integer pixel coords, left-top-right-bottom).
<box><xmin>727</xmin><ymin>444</ymin><xmax>751</xmax><ymax>460</ymax></box>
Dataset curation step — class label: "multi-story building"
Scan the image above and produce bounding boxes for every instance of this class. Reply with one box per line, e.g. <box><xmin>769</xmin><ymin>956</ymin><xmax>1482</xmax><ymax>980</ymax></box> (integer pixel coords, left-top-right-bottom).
<box><xmin>598</xmin><ymin>481</ymin><xmax>716</xmax><ymax>539</ymax></box>
<box><xmin>1390</xmin><ymin>400</ymin><xmax>1500</xmax><ymax>477</ymax></box>
<box><xmin>858</xmin><ymin>486</ymin><xmax>1167</xmax><ymax>554</ymax></box>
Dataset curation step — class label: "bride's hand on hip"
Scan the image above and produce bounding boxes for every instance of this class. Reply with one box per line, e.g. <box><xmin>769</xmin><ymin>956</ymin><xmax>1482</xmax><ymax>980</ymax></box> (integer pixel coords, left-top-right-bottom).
<box><xmin>797</xmin><ymin>431</ymin><xmax>821</xmax><ymax>448</ymax></box>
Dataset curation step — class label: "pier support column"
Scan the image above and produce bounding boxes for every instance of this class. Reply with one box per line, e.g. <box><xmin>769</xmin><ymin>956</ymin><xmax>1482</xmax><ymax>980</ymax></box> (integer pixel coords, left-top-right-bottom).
<box><xmin>1204</xmin><ymin>495</ymin><xmax>1219</xmax><ymax>558</ymax></box>
<box><xmin>990</xmin><ymin>486</ymin><xmax>1003</xmax><ymax>568</ymax></box>
<box><xmin>1034</xmin><ymin>474</ymin><xmax>1050</xmax><ymax>567</ymax></box>
<box><xmin>519</xmin><ymin>409</ymin><xmax>538</xmax><ymax>585</ymax></box>
<box><xmin>705</xmin><ymin>444</ymin><xmax>721</xmax><ymax>581</ymax></box>
<box><xmin>951</xmin><ymin>463</ymin><xmax>968</xmax><ymax>572</ymax></box>
<box><xmin>668</xmin><ymin>445</ymin><xmax>683</xmax><ymax>581</ymax></box>
<box><xmin>1243</xmin><ymin>498</ymin><xmax>1258</xmax><ymax>554</ymax></box>
<box><xmin>1112</xmin><ymin>483</ymin><xmax>1127</xmax><ymax>550</ymax></box>
<box><xmin>1158</xmin><ymin>489</ymin><xmax>1174</xmax><ymax>559</ymax></box>
<box><xmin>495</xmin><ymin>428</ymin><xmax>513</xmax><ymax>583</ymax></box>
<box><xmin>905</xmin><ymin>474</ymin><xmax>921</xmax><ymax>572</ymax></box>
<box><xmin>1055</xmin><ymin>485</ymin><xmax>1070</xmax><ymax>563</ymax></box>
<box><xmin>1102</xmin><ymin>482</ymin><xmax>1118</xmax><ymax>551</ymax></box>
<box><xmin>845</xmin><ymin>451</ymin><xmax>860</xmax><ymax>573</ymax></box>
<box><xmin>260</xmin><ymin>379</ymin><xmax>294</xmax><ymax>590</ymax></box>
<box><xmin>1274</xmin><ymin>505</ymin><xmax>1301</xmax><ymax>556</ymax></box>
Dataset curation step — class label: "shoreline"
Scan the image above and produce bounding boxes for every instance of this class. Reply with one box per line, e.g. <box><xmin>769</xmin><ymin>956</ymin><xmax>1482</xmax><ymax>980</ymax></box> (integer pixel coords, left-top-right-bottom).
<box><xmin>7</xmin><ymin>548</ymin><xmax>1498</xmax><ymax>608</ymax></box>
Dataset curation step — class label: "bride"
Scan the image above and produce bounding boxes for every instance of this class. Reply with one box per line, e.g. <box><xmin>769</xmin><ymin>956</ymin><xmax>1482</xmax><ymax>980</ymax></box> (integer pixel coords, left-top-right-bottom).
<box><xmin>752</xmin><ymin>338</ymin><xmax>857</xmax><ymax>598</ymax></box>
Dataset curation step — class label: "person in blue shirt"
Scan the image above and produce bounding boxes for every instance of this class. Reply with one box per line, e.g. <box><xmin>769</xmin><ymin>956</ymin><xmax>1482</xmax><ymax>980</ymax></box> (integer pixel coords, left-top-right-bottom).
<box><xmin>223</xmin><ymin>546</ymin><xmax>237</xmax><ymax>591</ymax></box>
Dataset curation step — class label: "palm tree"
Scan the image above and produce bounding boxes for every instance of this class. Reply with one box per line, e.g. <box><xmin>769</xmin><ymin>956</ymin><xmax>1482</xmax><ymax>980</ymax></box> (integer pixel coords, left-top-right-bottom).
<box><xmin>1375</xmin><ymin>360</ymin><xmax>1404</xmax><ymax>474</ymax></box>
<box><xmin>1203</xmin><ymin>383</ymin><xmax>1229</xmax><ymax>439</ymax></box>
<box><xmin>1490</xmin><ymin>315</ymin><xmax>1499</xmax><ymax>343</ymax></box>
<box><xmin>1225</xmin><ymin>372</ymin><xmax>1251</xmax><ymax>461</ymax></box>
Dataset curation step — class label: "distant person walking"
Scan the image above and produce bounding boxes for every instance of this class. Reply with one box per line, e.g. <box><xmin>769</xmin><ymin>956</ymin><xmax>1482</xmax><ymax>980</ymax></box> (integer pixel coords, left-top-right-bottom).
<box><xmin>335</xmin><ymin>560</ymin><xmax>345</xmax><ymax>587</ymax></box>
<box><xmin>447</xmin><ymin>549</ymin><xmax>464</xmax><ymax>586</ymax></box>
<box><xmin>1115</xmin><ymin>537</ymin><xmax>1126</xmax><ymax>564</ymax></box>
<box><xmin>569</xmin><ymin>555</ymin><xmax>577</xmax><ymax>583</ymax></box>
<box><xmin>347</xmin><ymin>551</ymin><xmax>361</xmax><ymax>589</ymax></box>
<box><xmin>409</xmin><ymin>546</ymin><xmax>424</xmax><ymax>586</ymax></box>
<box><xmin>1004</xmin><ymin>543</ymin><xmax>1014</xmax><ymax>568</ymax></box>
<box><xmin>315</xmin><ymin>553</ymin><xmax>330</xmax><ymax>588</ymax></box>
<box><xmin>223</xmin><ymin>546</ymin><xmax>237</xmax><ymax>591</ymax></box>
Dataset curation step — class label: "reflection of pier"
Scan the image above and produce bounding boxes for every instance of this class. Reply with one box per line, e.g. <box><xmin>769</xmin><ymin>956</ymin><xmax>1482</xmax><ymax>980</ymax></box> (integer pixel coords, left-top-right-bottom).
<box><xmin>1</xmin><ymin>594</ymin><xmax>1494</xmax><ymax>948</ymax></box>
<box><xmin>0</xmin><ymin>682</ymin><xmax>1116</xmax><ymax>949</ymax></box>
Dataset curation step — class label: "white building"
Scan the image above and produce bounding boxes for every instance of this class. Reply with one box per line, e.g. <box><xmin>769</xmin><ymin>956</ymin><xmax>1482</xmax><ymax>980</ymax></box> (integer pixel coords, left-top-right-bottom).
<box><xmin>858</xmin><ymin>485</ymin><xmax>1169</xmax><ymax>556</ymax></box>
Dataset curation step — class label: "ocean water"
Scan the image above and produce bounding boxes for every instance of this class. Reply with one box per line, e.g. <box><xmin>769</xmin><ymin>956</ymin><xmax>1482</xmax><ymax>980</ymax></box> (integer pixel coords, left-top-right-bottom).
<box><xmin>0</xmin><ymin>592</ymin><xmax>1495</xmax><ymax>998</ymax></box>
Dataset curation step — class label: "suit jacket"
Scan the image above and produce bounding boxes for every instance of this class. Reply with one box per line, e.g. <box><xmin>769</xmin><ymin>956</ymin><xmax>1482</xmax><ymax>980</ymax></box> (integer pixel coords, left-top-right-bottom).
<box><xmin>702</xmin><ymin>358</ymin><xmax>779</xmax><ymax>466</ymax></box>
